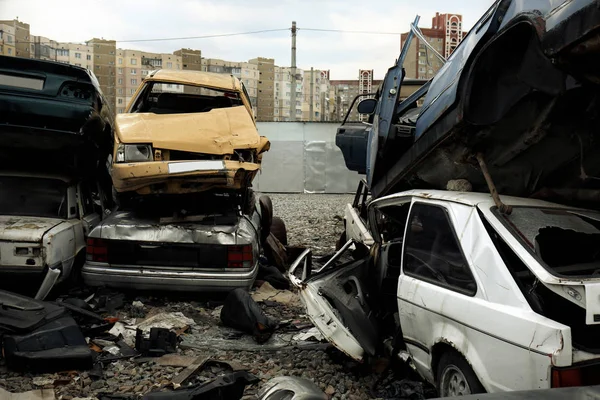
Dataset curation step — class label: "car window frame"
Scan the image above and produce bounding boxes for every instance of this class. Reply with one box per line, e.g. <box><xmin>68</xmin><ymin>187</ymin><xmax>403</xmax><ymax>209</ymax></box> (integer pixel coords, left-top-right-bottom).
<box><xmin>402</xmin><ymin>201</ymin><xmax>478</xmax><ymax>297</ymax></box>
<box><xmin>491</xmin><ymin>205</ymin><xmax>600</xmax><ymax>280</ymax></box>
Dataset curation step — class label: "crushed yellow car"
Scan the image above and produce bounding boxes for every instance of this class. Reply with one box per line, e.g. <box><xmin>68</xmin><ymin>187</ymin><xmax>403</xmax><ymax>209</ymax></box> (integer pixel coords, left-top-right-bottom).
<box><xmin>112</xmin><ymin>70</ymin><xmax>270</xmax><ymax>195</ymax></box>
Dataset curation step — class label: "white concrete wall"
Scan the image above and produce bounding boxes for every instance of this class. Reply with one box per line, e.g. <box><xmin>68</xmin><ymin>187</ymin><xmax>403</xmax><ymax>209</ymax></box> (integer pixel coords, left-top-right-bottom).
<box><xmin>254</xmin><ymin>122</ymin><xmax>364</xmax><ymax>193</ymax></box>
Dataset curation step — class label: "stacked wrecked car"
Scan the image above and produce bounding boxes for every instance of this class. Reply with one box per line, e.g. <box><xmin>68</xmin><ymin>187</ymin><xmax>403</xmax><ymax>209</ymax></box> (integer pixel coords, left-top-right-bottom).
<box><xmin>311</xmin><ymin>1</ymin><xmax>600</xmax><ymax>398</ymax></box>
<box><xmin>0</xmin><ymin>56</ymin><xmax>114</xmax><ymax>300</ymax></box>
<box><xmin>82</xmin><ymin>69</ymin><xmax>271</xmax><ymax>292</ymax></box>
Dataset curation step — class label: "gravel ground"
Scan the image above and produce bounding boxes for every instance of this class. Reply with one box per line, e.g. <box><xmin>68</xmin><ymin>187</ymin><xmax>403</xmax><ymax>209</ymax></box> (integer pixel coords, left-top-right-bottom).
<box><xmin>267</xmin><ymin>193</ymin><xmax>352</xmax><ymax>256</ymax></box>
<box><xmin>0</xmin><ymin>194</ymin><xmax>428</xmax><ymax>400</ymax></box>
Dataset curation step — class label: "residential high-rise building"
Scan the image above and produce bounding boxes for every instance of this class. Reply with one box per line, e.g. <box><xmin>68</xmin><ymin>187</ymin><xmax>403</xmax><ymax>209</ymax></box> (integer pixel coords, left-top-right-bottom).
<box><xmin>87</xmin><ymin>38</ymin><xmax>117</xmax><ymax>113</ymax></box>
<box><xmin>32</xmin><ymin>36</ymin><xmax>58</xmax><ymax>61</ymax></box>
<box><xmin>249</xmin><ymin>57</ymin><xmax>275</xmax><ymax>121</ymax></box>
<box><xmin>0</xmin><ymin>22</ymin><xmax>16</xmax><ymax>57</ymax></box>
<box><xmin>174</xmin><ymin>48</ymin><xmax>202</xmax><ymax>71</ymax></box>
<box><xmin>432</xmin><ymin>12</ymin><xmax>464</xmax><ymax>58</ymax></box>
<box><xmin>401</xmin><ymin>12</ymin><xmax>465</xmax><ymax>79</ymax></box>
<box><xmin>55</xmin><ymin>42</ymin><xmax>94</xmax><ymax>69</ymax></box>
<box><xmin>301</xmin><ymin>69</ymin><xmax>331</xmax><ymax>121</ymax></box>
<box><xmin>0</xmin><ymin>19</ymin><xmax>31</xmax><ymax>58</ymax></box>
<box><xmin>358</xmin><ymin>69</ymin><xmax>375</xmax><ymax>122</ymax></box>
<box><xmin>331</xmin><ymin>77</ymin><xmax>383</xmax><ymax>122</ymax></box>
<box><xmin>274</xmin><ymin>65</ymin><xmax>303</xmax><ymax>121</ymax></box>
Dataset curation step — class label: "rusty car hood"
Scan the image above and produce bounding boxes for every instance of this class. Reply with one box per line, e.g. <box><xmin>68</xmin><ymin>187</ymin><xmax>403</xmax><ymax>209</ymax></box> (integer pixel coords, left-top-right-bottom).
<box><xmin>0</xmin><ymin>216</ymin><xmax>64</xmax><ymax>242</ymax></box>
<box><xmin>116</xmin><ymin>106</ymin><xmax>267</xmax><ymax>155</ymax></box>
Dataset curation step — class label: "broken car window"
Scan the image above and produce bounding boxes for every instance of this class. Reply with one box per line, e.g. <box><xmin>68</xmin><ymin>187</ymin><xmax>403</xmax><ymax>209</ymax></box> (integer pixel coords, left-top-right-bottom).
<box><xmin>403</xmin><ymin>203</ymin><xmax>476</xmax><ymax>295</ymax></box>
<box><xmin>0</xmin><ymin>176</ymin><xmax>68</xmax><ymax>219</ymax></box>
<box><xmin>376</xmin><ymin>204</ymin><xmax>410</xmax><ymax>244</ymax></box>
<box><xmin>500</xmin><ymin>207</ymin><xmax>600</xmax><ymax>278</ymax></box>
<box><xmin>131</xmin><ymin>81</ymin><xmax>244</xmax><ymax>114</ymax></box>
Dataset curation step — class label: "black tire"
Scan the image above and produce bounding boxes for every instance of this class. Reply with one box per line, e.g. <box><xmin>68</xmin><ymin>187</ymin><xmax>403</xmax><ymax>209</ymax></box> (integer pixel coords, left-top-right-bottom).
<box><xmin>243</xmin><ymin>189</ymin><xmax>256</xmax><ymax>215</ymax></box>
<box><xmin>436</xmin><ymin>350</ymin><xmax>485</xmax><ymax>397</ymax></box>
<box><xmin>259</xmin><ymin>195</ymin><xmax>273</xmax><ymax>241</ymax></box>
<box><xmin>270</xmin><ymin>216</ymin><xmax>288</xmax><ymax>246</ymax></box>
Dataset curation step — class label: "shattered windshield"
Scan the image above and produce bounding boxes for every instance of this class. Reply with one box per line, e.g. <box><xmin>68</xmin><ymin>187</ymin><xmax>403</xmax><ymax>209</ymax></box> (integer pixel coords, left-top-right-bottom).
<box><xmin>0</xmin><ymin>176</ymin><xmax>68</xmax><ymax>219</ymax></box>
<box><xmin>132</xmin><ymin>81</ymin><xmax>244</xmax><ymax>114</ymax></box>
<box><xmin>499</xmin><ymin>207</ymin><xmax>600</xmax><ymax>278</ymax></box>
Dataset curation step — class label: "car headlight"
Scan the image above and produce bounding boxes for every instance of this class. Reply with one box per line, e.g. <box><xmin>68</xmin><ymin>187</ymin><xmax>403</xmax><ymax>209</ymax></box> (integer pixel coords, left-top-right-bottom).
<box><xmin>115</xmin><ymin>144</ymin><xmax>153</xmax><ymax>163</ymax></box>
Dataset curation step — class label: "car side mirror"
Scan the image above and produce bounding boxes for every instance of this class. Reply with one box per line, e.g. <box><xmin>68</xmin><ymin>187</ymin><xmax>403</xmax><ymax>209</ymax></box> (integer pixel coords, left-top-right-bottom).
<box><xmin>357</xmin><ymin>98</ymin><xmax>377</xmax><ymax>115</ymax></box>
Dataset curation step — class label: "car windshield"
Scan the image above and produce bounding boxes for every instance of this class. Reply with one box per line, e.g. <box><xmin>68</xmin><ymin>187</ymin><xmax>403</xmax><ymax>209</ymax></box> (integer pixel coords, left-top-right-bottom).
<box><xmin>0</xmin><ymin>176</ymin><xmax>68</xmax><ymax>219</ymax></box>
<box><xmin>499</xmin><ymin>206</ymin><xmax>600</xmax><ymax>278</ymax></box>
<box><xmin>131</xmin><ymin>81</ymin><xmax>244</xmax><ymax>114</ymax></box>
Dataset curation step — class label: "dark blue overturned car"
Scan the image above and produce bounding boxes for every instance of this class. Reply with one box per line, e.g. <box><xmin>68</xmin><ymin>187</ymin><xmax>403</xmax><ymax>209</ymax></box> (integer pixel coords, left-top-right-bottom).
<box><xmin>337</xmin><ymin>0</ymin><xmax>600</xmax><ymax>208</ymax></box>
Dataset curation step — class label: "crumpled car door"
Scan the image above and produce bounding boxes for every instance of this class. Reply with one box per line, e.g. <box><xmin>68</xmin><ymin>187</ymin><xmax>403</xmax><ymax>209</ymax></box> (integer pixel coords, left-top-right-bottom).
<box><xmin>289</xmin><ymin>244</ymin><xmax>379</xmax><ymax>362</ymax></box>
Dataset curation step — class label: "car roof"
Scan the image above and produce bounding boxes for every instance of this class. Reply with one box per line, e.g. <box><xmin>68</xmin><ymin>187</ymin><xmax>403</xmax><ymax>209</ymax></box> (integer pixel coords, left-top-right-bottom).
<box><xmin>376</xmin><ymin>189</ymin><xmax>576</xmax><ymax>210</ymax></box>
<box><xmin>145</xmin><ymin>69</ymin><xmax>240</xmax><ymax>91</ymax></box>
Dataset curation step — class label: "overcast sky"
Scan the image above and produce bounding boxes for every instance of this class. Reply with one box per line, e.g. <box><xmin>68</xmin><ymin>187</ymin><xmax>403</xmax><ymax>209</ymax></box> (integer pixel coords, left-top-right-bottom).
<box><xmin>1</xmin><ymin>0</ymin><xmax>494</xmax><ymax>79</ymax></box>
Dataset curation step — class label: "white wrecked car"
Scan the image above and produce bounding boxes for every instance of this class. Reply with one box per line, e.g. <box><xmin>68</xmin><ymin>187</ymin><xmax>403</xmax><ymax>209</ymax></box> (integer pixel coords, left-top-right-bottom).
<box><xmin>290</xmin><ymin>190</ymin><xmax>600</xmax><ymax>395</ymax></box>
<box><xmin>0</xmin><ymin>172</ymin><xmax>107</xmax><ymax>299</ymax></box>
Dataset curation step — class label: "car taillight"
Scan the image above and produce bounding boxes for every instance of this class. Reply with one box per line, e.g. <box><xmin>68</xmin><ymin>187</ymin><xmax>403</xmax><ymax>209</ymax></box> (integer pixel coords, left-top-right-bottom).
<box><xmin>86</xmin><ymin>238</ymin><xmax>108</xmax><ymax>263</ymax></box>
<box><xmin>227</xmin><ymin>245</ymin><xmax>253</xmax><ymax>268</ymax></box>
<box><xmin>552</xmin><ymin>367</ymin><xmax>583</xmax><ymax>388</ymax></box>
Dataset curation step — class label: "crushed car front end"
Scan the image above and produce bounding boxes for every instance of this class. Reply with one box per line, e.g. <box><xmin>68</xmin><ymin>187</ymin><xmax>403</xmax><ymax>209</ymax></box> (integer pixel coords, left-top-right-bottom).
<box><xmin>111</xmin><ymin>70</ymin><xmax>269</xmax><ymax>196</ymax></box>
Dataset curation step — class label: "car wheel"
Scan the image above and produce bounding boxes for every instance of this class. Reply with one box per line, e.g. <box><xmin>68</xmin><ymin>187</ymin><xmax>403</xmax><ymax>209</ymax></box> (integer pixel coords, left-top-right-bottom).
<box><xmin>243</xmin><ymin>189</ymin><xmax>256</xmax><ymax>215</ymax></box>
<box><xmin>259</xmin><ymin>195</ymin><xmax>273</xmax><ymax>241</ymax></box>
<box><xmin>437</xmin><ymin>350</ymin><xmax>485</xmax><ymax>397</ymax></box>
<box><xmin>270</xmin><ymin>216</ymin><xmax>288</xmax><ymax>246</ymax></box>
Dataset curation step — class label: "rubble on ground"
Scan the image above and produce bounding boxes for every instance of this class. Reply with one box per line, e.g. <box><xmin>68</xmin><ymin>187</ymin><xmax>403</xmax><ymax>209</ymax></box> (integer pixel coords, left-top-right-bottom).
<box><xmin>267</xmin><ymin>194</ymin><xmax>351</xmax><ymax>256</ymax></box>
<box><xmin>0</xmin><ymin>193</ymin><xmax>427</xmax><ymax>400</ymax></box>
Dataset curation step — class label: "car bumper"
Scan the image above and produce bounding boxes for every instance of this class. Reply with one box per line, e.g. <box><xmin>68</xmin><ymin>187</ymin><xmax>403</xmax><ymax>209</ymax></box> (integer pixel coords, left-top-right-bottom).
<box><xmin>111</xmin><ymin>160</ymin><xmax>261</xmax><ymax>194</ymax></box>
<box><xmin>82</xmin><ymin>262</ymin><xmax>259</xmax><ymax>291</ymax></box>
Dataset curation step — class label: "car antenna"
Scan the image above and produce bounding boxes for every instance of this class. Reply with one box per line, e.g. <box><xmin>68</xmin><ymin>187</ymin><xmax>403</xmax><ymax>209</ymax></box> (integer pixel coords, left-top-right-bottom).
<box><xmin>476</xmin><ymin>152</ymin><xmax>513</xmax><ymax>215</ymax></box>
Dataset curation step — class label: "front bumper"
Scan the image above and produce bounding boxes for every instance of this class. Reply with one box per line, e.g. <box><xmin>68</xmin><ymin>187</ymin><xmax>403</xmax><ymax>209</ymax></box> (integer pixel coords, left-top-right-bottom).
<box><xmin>111</xmin><ymin>160</ymin><xmax>261</xmax><ymax>194</ymax></box>
<box><xmin>82</xmin><ymin>262</ymin><xmax>259</xmax><ymax>292</ymax></box>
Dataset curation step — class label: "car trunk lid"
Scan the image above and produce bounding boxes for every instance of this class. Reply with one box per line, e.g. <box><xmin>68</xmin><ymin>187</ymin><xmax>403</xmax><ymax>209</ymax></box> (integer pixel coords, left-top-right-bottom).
<box><xmin>0</xmin><ymin>216</ymin><xmax>63</xmax><ymax>243</ymax></box>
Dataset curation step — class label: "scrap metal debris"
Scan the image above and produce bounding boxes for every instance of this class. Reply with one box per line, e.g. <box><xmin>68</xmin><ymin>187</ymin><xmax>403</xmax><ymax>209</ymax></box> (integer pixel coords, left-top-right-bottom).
<box><xmin>220</xmin><ymin>289</ymin><xmax>277</xmax><ymax>344</ymax></box>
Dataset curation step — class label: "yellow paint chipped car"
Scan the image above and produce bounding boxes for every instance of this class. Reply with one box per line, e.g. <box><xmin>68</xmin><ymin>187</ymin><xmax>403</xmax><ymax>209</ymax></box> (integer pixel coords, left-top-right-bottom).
<box><xmin>111</xmin><ymin>69</ymin><xmax>270</xmax><ymax>196</ymax></box>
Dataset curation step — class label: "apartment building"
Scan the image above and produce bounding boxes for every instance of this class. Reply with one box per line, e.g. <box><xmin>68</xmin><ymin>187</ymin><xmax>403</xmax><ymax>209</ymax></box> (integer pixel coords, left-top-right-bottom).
<box><xmin>31</xmin><ymin>36</ymin><xmax>58</xmax><ymax>61</ymax></box>
<box><xmin>0</xmin><ymin>19</ymin><xmax>31</xmax><ymax>58</ymax></box>
<box><xmin>401</xmin><ymin>12</ymin><xmax>465</xmax><ymax>79</ymax></box>
<box><xmin>432</xmin><ymin>12</ymin><xmax>464</xmax><ymax>58</ymax></box>
<box><xmin>174</xmin><ymin>48</ymin><xmax>202</xmax><ymax>71</ymax></box>
<box><xmin>301</xmin><ymin>69</ymin><xmax>331</xmax><ymax>122</ymax></box>
<box><xmin>331</xmin><ymin>78</ymin><xmax>383</xmax><ymax>122</ymax></box>
<box><xmin>55</xmin><ymin>42</ymin><xmax>94</xmax><ymax>69</ymax></box>
<box><xmin>273</xmin><ymin>66</ymin><xmax>303</xmax><ymax>122</ymax></box>
<box><xmin>249</xmin><ymin>57</ymin><xmax>275</xmax><ymax>121</ymax></box>
<box><xmin>87</xmin><ymin>38</ymin><xmax>117</xmax><ymax>113</ymax></box>
<box><xmin>0</xmin><ymin>22</ymin><xmax>16</xmax><ymax>57</ymax></box>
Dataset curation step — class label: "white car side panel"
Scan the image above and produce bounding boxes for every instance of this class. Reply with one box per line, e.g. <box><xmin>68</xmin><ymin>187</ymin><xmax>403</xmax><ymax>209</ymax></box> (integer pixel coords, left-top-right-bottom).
<box><xmin>344</xmin><ymin>204</ymin><xmax>374</xmax><ymax>247</ymax></box>
<box><xmin>43</xmin><ymin>222</ymin><xmax>77</xmax><ymax>280</ymax></box>
<box><xmin>398</xmin><ymin>199</ymin><xmax>572</xmax><ymax>393</ymax></box>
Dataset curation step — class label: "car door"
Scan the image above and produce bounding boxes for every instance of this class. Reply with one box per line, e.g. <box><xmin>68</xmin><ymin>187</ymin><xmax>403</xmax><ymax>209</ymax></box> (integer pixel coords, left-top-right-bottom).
<box><xmin>289</xmin><ymin>195</ymin><xmax>412</xmax><ymax>362</ymax></box>
<box><xmin>289</xmin><ymin>244</ymin><xmax>378</xmax><ymax>362</ymax></box>
<box><xmin>396</xmin><ymin>200</ymin><xmax>479</xmax><ymax>381</ymax></box>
